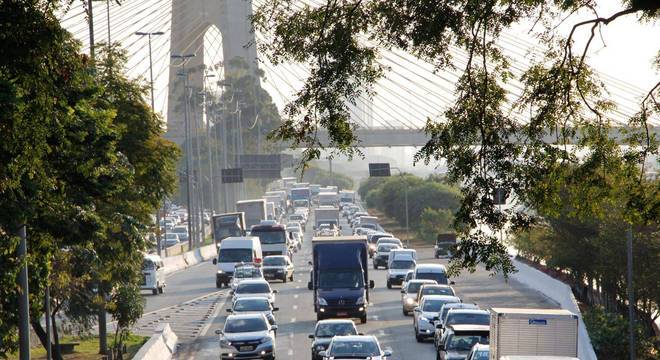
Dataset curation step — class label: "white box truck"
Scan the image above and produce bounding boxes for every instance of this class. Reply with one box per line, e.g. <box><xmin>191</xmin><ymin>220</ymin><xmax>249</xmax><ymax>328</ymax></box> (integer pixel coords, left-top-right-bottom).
<box><xmin>314</xmin><ymin>206</ymin><xmax>340</xmax><ymax>229</ymax></box>
<box><xmin>489</xmin><ymin>308</ymin><xmax>579</xmax><ymax>360</ymax></box>
<box><xmin>235</xmin><ymin>199</ymin><xmax>267</xmax><ymax>231</ymax></box>
<box><xmin>318</xmin><ymin>191</ymin><xmax>339</xmax><ymax>207</ymax></box>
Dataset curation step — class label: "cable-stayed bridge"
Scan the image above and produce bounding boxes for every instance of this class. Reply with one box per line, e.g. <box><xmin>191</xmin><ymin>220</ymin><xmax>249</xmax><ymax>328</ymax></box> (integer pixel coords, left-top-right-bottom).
<box><xmin>57</xmin><ymin>0</ymin><xmax>658</xmax><ymax>149</ymax></box>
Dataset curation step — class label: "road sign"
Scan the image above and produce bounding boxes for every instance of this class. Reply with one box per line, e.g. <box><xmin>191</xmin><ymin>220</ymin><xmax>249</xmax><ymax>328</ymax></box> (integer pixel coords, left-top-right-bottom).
<box><xmin>221</xmin><ymin>168</ymin><xmax>243</xmax><ymax>183</ymax></box>
<box><xmin>368</xmin><ymin>163</ymin><xmax>391</xmax><ymax>177</ymax></box>
<box><xmin>236</xmin><ymin>154</ymin><xmax>283</xmax><ymax>179</ymax></box>
<box><xmin>493</xmin><ymin>187</ymin><xmax>507</xmax><ymax>205</ymax></box>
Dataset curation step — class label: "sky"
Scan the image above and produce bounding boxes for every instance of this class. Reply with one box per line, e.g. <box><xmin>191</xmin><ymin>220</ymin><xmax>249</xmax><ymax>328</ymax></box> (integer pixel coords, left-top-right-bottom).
<box><xmin>58</xmin><ymin>0</ymin><xmax>659</xmax><ymax>137</ymax></box>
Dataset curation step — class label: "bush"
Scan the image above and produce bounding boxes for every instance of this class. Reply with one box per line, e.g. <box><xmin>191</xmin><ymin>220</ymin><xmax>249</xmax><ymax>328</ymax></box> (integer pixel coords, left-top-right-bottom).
<box><xmin>418</xmin><ymin>208</ymin><xmax>455</xmax><ymax>243</ymax></box>
<box><xmin>302</xmin><ymin>166</ymin><xmax>354</xmax><ymax>190</ymax></box>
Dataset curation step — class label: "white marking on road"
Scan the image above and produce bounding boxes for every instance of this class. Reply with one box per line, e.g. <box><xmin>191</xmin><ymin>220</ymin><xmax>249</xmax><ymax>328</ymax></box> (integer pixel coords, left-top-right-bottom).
<box><xmin>287</xmin><ymin>349</ymin><xmax>294</xmax><ymax>356</ymax></box>
<box><xmin>372</xmin><ymin>315</ymin><xmax>379</xmax><ymax>321</ymax></box>
<box><xmin>293</xmin><ymin>305</ymin><xmax>298</xmax><ymax>310</ymax></box>
<box><xmin>291</xmin><ymin>317</ymin><xmax>297</xmax><ymax>322</ymax></box>
<box><xmin>293</xmin><ymin>294</ymin><xmax>299</xmax><ymax>299</ymax></box>
<box><xmin>379</xmin><ymin>329</ymin><xmax>386</xmax><ymax>336</ymax></box>
<box><xmin>199</xmin><ymin>294</ymin><xmax>229</xmax><ymax>337</ymax></box>
<box><xmin>297</xmin><ymin>279</ymin><xmax>302</xmax><ymax>283</ymax></box>
<box><xmin>295</xmin><ymin>285</ymin><xmax>300</xmax><ymax>289</ymax></box>
<box><xmin>289</xmin><ymin>333</ymin><xmax>294</xmax><ymax>339</ymax></box>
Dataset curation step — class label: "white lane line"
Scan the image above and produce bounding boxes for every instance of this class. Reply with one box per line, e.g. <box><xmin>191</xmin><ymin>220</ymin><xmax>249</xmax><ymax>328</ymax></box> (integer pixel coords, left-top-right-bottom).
<box><xmin>287</xmin><ymin>349</ymin><xmax>294</xmax><ymax>356</ymax></box>
<box><xmin>293</xmin><ymin>294</ymin><xmax>299</xmax><ymax>299</ymax></box>
<box><xmin>295</xmin><ymin>285</ymin><xmax>300</xmax><ymax>289</ymax></box>
<box><xmin>372</xmin><ymin>315</ymin><xmax>379</xmax><ymax>321</ymax></box>
<box><xmin>293</xmin><ymin>305</ymin><xmax>298</xmax><ymax>310</ymax></box>
<box><xmin>291</xmin><ymin>317</ymin><xmax>297</xmax><ymax>322</ymax></box>
<box><xmin>297</xmin><ymin>279</ymin><xmax>302</xmax><ymax>283</ymax></box>
<box><xmin>199</xmin><ymin>295</ymin><xmax>229</xmax><ymax>337</ymax></box>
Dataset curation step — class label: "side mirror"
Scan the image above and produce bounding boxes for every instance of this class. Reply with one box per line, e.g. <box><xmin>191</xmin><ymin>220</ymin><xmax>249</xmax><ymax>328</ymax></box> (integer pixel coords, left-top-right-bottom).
<box><xmin>308</xmin><ymin>334</ymin><xmax>315</xmax><ymax>339</ymax></box>
<box><xmin>272</xmin><ymin>289</ymin><xmax>278</xmax><ymax>293</ymax></box>
<box><xmin>400</xmin><ymin>289</ymin><xmax>405</xmax><ymax>294</ymax></box>
<box><xmin>212</xmin><ymin>258</ymin><xmax>217</xmax><ymax>265</ymax></box>
<box><xmin>272</xmin><ymin>307</ymin><xmax>279</xmax><ymax>312</ymax></box>
<box><xmin>449</xmin><ymin>281</ymin><xmax>456</xmax><ymax>285</ymax></box>
<box><xmin>318</xmin><ymin>351</ymin><xmax>327</xmax><ymax>358</ymax></box>
<box><xmin>271</xmin><ymin>325</ymin><xmax>278</xmax><ymax>331</ymax></box>
<box><xmin>226</xmin><ymin>309</ymin><xmax>233</xmax><ymax>313</ymax></box>
<box><xmin>307</xmin><ymin>281</ymin><xmax>313</xmax><ymax>290</ymax></box>
<box><xmin>214</xmin><ymin>329</ymin><xmax>223</xmax><ymax>335</ymax></box>
<box><xmin>358</xmin><ymin>332</ymin><xmax>364</xmax><ymax>335</ymax></box>
<box><xmin>308</xmin><ymin>261</ymin><xmax>313</xmax><ymax>266</ymax></box>
<box><xmin>383</xmin><ymin>349</ymin><xmax>393</xmax><ymax>357</ymax></box>
<box><xmin>369</xmin><ymin>280</ymin><xmax>375</xmax><ymax>289</ymax></box>
<box><xmin>435</xmin><ymin>322</ymin><xmax>443</xmax><ymax>329</ymax></box>
<box><xmin>414</xmin><ymin>307</ymin><xmax>421</xmax><ymax>312</ymax></box>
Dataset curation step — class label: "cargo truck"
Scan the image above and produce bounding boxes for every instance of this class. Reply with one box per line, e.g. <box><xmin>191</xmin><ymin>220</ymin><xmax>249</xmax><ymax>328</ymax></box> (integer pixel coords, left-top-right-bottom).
<box><xmin>308</xmin><ymin>236</ymin><xmax>375</xmax><ymax>323</ymax></box>
<box><xmin>489</xmin><ymin>308</ymin><xmax>579</xmax><ymax>360</ymax></box>
<box><xmin>235</xmin><ymin>199</ymin><xmax>267</xmax><ymax>231</ymax></box>
<box><xmin>291</xmin><ymin>187</ymin><xmax>311</xmax><ymax>202</ymax></box>
<box><xmin>318</xmin><ymin>191</ymin><xmax>339</xmax><ymax>207</ymax></box>
<box><xmin>314</xmin><ymin>206</ymin><xmax>340</xmax><ymax>230</ymax></box>
<box><xmin>435</xmin><ymin>233</ymin><xmax>458</xmax><ymax>258</ymax></box>
<box><xmin>339</xmin><ymin>190</ymin><xmax>355</xmax><ymax>205</ymax></box>
<box><xmin>212</xmin><ymin>212</ymin><xmax>246</xmax><ymax>248</ymax></box>
<box><xmin>250</xmin><ymin>220</ymin><xmax>289</xmax><ymax>257</ymax></box>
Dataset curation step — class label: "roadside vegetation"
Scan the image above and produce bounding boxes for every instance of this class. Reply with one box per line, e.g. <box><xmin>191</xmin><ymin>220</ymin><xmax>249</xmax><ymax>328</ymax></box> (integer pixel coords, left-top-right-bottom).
<box><xmin>359</xmin><ymin>174</ymin><xmax>462</xmax><ymax>244</ymax></box>
<box><xmin>301</xmin><ymin>165</ymin><xmax>354</xmax><ymax>190</ymax></box>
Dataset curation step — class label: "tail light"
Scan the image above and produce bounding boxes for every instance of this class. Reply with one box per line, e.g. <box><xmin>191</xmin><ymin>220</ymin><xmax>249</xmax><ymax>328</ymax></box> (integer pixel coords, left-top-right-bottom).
<box><xmin>255</xmin><ymin>258</ymin><xmax>262</xmax><ymax>264</ymax></box>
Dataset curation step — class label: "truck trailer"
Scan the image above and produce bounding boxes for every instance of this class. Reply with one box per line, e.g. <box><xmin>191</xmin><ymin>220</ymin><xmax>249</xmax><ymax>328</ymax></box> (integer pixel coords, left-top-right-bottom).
<box><xmin>235</xmin><ymin>199</ymin><xmax>267</xmax><ymax>231</ymax></box>
<box><xmin>489</xmin><ymin>308</ymin><xmax>579</xmax><ymax>360</ymax></box>
<box><xmin>308</xmin><ymin>236</ymin><xmax>374</xmax><ymax>323</ymax></box>
<box><xmin>212</xmin><ymin>212</ymin><xmax>246</xmax><ymax>247</ymax></box>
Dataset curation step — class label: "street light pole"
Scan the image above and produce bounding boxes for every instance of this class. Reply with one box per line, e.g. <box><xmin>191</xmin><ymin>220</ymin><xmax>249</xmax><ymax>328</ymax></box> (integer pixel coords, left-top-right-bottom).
<box><xmin>18</xmin><ymin>223</ymin><xmax>30</xmax><ymax>360</ymax></box>
<box><xmin>87</xmin><ymin>0</ymin><xmax>95</xmax><ymax>59</ymax></box>
<box><xmin>172</xmin><ymin>53</ymin><xmax>196</xmax><ymax>249</ymax></box>
<box><xmin>627</xmin><ymin>226</ymin><xmax>635</xmax><ymax>360</ymax></box>
<box><xmin>136</xmin><ymin>31</ymin><xmax>164</xmax><ymax>254</ymax></box>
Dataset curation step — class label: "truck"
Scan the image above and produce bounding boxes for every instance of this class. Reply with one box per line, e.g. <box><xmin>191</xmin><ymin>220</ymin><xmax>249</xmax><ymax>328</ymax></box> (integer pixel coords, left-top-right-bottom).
<box><xmin>235</xmin><ymin>199</ymin><xmax>267</xmax><ymax>231</ymax></box>
<box><xmin>318</xmin><ymin>191</ymin><xmax>339</xmax><ymax>207</ymax></box>
<box><xmin>308</xmin><ymin>236</ymin><xmax>374</xmax><ymax>323</ymax></box>
<box><xmin>291</xmin><ymin>187</ymin><xmax>311</xmax><ymax>202</ymax></box>
<box><xmin>265</xmin><ymin>202</ymin><xmax>276</xmax><ymax>220</ymax></box>
<box><xmin>212</xmin><ymin>212</ymin><xmax>246</xmax><ymax>247</ymax></box>
<box><xmin>249</xmin><ymin>221</ymin><xmax>289</xmax><ymax>257</ymax></box>
<box><xmin>434</xmin><ymin>233</ymin><xmax>458</xmax><ymax>258</ymax></box>
<box><xmin>314</xmin><ymin>206</ymin><xmax>340</xmax><ymax>230</ymax></box>
<box><xmin>339</xmin><ymin>190</ymin><xmax>356</xmax><ymax>205</ymax></box>
<box><xmin>489</xmin><ymin>308</ymin><xmax>579</xmax><ymax>360</ymax></box>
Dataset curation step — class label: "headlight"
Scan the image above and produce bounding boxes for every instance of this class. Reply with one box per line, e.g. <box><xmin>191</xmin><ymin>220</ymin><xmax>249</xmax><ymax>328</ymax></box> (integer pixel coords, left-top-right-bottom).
<box><xmin>318</xmin><ymin>297</ymin><xmax>328</xmax><ymax>306</ymax></box>
<box><xmin>419</xmin><ymin>316</ymin><xmax>432</xmax><ymax>322</ymax></box>
<box><xmin>217</xmin><ymin>270</ymin><xmax>224</xmax><ymax>274</ymax></box>
<box><xmin>220</xmin><ymin>338</ymin><xmax>232</xmax><ymax>347</ymax></box>
<box><xmin>356</xmin><ymin>296</ymin><xmax>365</xmax><ymax>305</ymax></box>
<box><xmin>315</xmin><ymin>344</ymin><xmax>326</xmax><ymax>350</ymax></box>
<box><xmin>405</xmin><ymin>297</ymin><xmax>415</xmax><ymax>305</ymax></box>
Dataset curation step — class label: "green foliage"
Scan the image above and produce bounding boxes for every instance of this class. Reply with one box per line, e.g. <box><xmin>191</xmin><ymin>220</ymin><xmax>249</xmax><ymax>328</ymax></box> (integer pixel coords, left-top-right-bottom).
<box><xmin>253</xmin><ymin>0</ymin><xmax>660</xmax><ymax>276</ymax></box>
<box><xmin>301</xmin><ymin>165</ymin><xmax>354</xmax><ymax>190</ymax></box>
<box><xmin>584</xmin><ymin>305</ymin><xmax>659</xmax><ymax>360</ymax></box>
<box><xmin>418</xmin><ymin>208</ymin><xmax>455</xmax><ymax>243</ymax></box>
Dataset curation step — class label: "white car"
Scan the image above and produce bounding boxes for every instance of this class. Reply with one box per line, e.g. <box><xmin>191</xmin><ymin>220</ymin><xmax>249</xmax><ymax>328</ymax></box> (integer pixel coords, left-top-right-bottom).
<box><xmin>319</xmin><ymin>335</ymin><xmax>392</xmax><ymax>360</ymax></box>
<box><xmin>231</xmin><ymin>279</ymin><xmax>278</xmax><ymax>304</ymax></box>
<box><xmin>229</xmin><ymin>264</ymin><xmax>264</xmax><ymax>290</ymax></box>
<box><xmin>163</xmin><ymin>233</ymin><xmax>180</xmax><ymax>248</ymax></box>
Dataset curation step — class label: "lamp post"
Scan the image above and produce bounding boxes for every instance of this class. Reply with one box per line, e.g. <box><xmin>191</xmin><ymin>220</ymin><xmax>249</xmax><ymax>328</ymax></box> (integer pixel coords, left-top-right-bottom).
<box><xmin>203</xmin><ymin>74</ymin><xmax>217</xmax><ymax>214</ymax></box>
<box><xmin>172</xmin><ymin>53</ymin><xmax>196</xmax><ymax>249</ymax></box>
<box><xmin>136</xmin><ymin>31</ymin><xmax>164</xmax><ymax>254</ymax></box>
<box><xmin>367</xmin><ymin>163</ymin><xmax>409</xmax><ymax>247</ymax></box>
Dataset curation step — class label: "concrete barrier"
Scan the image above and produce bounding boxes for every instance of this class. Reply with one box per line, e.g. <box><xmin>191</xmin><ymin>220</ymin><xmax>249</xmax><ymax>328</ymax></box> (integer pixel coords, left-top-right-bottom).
<box><xmin>199</xmin><ymin>244</ymin><xmax>217</xmax><ymax>261</ymax></box>
<box><xmin>162</xmin><ymin>255</ymin><xmax>187</xmax><ymax>275</ymax></box>
<box><xmin>511</xmin><ymin>258</ymin><xmax>598</xmax><ymax>360</ymax></box>
<box><xmin>132</xmin><ymin>323</ymin><xmax>177</xmax><ymax>360</ymax></box>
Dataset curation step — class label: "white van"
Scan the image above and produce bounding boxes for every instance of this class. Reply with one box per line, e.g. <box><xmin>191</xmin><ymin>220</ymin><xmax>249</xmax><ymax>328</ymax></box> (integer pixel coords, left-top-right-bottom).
<box><xmin>213</xmin><ymin>236</ymin><xmax>262</xmax><ymax>288</ymax></box>
<box><xmin>141</xmin><ymin>254</ymin><xmax>166</xmax><ymax>295</ymax></box>
<box><xmin>387</xmin><ymin>248</ymin><xmax>417</xmax><ymax>269</ymax></box>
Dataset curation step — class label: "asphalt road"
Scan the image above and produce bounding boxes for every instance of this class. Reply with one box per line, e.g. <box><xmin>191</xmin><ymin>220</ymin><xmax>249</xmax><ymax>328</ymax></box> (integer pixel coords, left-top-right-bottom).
<box><xmin>169</xmin><ymin>213</ymin><xmax>557</xmax><ymax>359</ymax></box>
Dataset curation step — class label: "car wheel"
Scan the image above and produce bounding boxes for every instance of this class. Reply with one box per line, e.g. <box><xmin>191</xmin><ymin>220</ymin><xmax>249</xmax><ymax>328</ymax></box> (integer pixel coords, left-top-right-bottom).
<box><xmin>283</xmin><ymin>276</ymin><xmax>287</xmax><ymax>283</ymax></box>
<box><xmin>373</xmin><ymin>263</ymin><xmax>378</xmax><ymax>270</ymax></box>
<box><xmin>158</xmin><ymin>285</ymin><xmax>164</xmax><ymax>294</ymax></box>
<box><xmin>416</xmin><ymin>333</ymin><xmax>423</xmax><ymax>342</ymax></box>
<box><xmin>403</xmin><ymin>309</ymin><xmax>408</xmax><ymax>316</ymax></box>
<box><xmin>289</xmin><ymin>273</ymin><xmax>294</xmax><ymax>281</ymax></box>
<box><xmin>360</xmin><ymin>315</ymin><xmax>367</xmax><ymax>324</ymax></box>
<box><xmin>386</xmin><ymin>281</ymin><xmax>392</xmax><ymax>289</ymax></box>
<box><xmin>152</xmin><ymin>288</ymin><xmax>158</xmax><ymax>295</ymax></box>
<box><xmin>216</xmin><ymin>281</ymin><xmax>222</xmax><ymax>288</ymax></box>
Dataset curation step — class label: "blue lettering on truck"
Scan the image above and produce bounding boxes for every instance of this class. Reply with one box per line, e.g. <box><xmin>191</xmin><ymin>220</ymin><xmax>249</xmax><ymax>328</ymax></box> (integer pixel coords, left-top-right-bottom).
<box><xmin>529</xmin><ymin>319</ymin><xmax>548</xmax><ymax>325</ymax></box>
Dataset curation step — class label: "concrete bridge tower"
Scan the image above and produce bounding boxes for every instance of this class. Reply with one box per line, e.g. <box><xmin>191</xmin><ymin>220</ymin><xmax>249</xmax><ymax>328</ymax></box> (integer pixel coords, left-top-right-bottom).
<box><xmin>166</xmin><ymin>0</ymin><xmax>258</xmax><ymax>145</ymax></box>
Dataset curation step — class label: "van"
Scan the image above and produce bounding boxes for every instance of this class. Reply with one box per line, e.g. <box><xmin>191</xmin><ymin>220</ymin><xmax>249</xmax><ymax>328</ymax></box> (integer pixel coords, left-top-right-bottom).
<box><xmin>413</xmin><ymin>263</ymin><xmax>454</xmax><ymax>285</ymax></box>
<box><xmin>141</xmin><ymin>254</ymin><xmax>166</xmax><ymax>295</ymax></box>
<box><xmin>387</xmin><ymin>248</ymin><xmax>417</xmax><ymax>269</ymax></box>
<box><xmin>213</xmin><ymin>236</ymin><xmax>263</xmax><ymax>288</ymax></box>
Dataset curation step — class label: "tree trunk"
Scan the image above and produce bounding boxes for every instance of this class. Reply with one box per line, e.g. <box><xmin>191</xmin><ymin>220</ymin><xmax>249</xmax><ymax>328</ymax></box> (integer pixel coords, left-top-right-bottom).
<box><xmin>31</xmin><ymin>319</ymin><xmax>63</xmax><ymax>360</ymax></box>
<box><xmin>51</xmin><ymin>311</ymin><xmax>61</xmax><ymax>355</ymax></box>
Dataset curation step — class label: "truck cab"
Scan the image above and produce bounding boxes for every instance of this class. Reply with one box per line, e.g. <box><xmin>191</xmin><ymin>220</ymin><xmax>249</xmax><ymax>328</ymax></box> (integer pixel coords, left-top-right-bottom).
<box><xmin>212</xmin><ymin>212</ymin><xmax>246</xmax><ymax>248</ymax></box>
<box><xmin>250</xmin><ymin>221</ymin><xmax>289</xmax><ymax>257</ymax></box>
<box><xmin>308</xmin><ymin>236</ymin><xmax>375</xmax><ymax>324</ymax></box>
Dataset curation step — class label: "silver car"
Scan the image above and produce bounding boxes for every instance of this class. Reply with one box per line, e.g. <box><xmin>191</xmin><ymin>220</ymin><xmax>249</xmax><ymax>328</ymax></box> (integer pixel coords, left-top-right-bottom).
<box><xmin>401</xmin><ymin>279</ymin><xmax>436</xmax><ymax>315</ymax></box>
<box><xmin>412</xmin><ymin>295</ymin><xmax>461</xmax><ymax>342</ymax></box>
<box><xmin>231</xmin><ymin>279</ymin><xmax>278</xmax><ymax>304</ymax></box>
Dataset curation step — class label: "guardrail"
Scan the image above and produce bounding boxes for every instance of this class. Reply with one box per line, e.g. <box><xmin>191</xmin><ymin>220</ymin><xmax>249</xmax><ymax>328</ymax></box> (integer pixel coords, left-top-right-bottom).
<box><xmin>161</xmin><ymin>244</ymin><xmax>216</xmax><ymax>275</ymax></box>
<box><xmin>132</xmin><ymin>323</ymin><xmax>178</xmax><ymax>360</ymax></box>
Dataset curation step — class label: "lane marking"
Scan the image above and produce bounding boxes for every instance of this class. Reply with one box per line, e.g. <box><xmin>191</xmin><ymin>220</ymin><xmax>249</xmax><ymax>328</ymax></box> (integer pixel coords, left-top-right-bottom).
<box><xmin>292</xmin><ymin>305</ymin><xmax>298</xmax><ymax>310</ymax></box>
<box><xmin>290</xmin><ymin>317</ymin><xmax>296</xmax><ymax>323</ymax></box>
<box><xmin>372</xmin><ymin>315</ymin><xmax>379</xmax><ymax>321</ymax></box>
<box><xmin>287</xmin><ymin>349</ymin><xmax>294</xmax><ymax>356</ymax></box>
<box><xmin>199</xmin><ymin>294</ymin><xmax>228</xmax><ymax>337</ymax></box>
<box><xmin>293</xmin><ymin>294</ymin><xmax>299</xmax><ymax>299</ymax></box>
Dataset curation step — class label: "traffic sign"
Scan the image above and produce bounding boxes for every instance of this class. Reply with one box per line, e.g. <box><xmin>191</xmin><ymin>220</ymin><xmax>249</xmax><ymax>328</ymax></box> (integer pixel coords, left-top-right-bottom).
<box><xmin>368</xmin><ymin>163</ymin><xmax>391</xmax><ymax>177</ymax></box>
<box><xmin>221</xmin><ymin>168</ymin><xmax>243</xmax><ymax>183</ymax></box>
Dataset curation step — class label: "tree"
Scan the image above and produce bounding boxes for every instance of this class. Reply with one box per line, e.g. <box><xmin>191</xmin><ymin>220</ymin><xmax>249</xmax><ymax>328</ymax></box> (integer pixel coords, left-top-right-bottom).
<box><xmin>253</xmin><ymin>0</ymin><xmax>659</xmax><ymax>275</ymax></box>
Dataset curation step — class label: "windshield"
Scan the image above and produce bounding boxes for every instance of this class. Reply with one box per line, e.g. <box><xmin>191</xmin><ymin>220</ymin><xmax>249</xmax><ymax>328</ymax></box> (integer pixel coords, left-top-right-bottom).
<box><xmin>234</xmin><ymin>267</ymin><xmax>262</xmax><ymax>279</ymax></box>
<box><xmin>390</xmin><ymin>260</ymin><xmax>415</xmax><ymax>269</ymax></box>
<box><xmin>236</xmin><ymin>283</ymin><xmax>270</xmax><ymax>294</ymax></box>
<box><xmin>406</xmin><ymin>282</ymin><xmax>428</xmax><ymax>294</ymax></box>
<box><xmin>441</xmin><ymin>305</ymin><xmax>463</xmax><ymax>322</ymax></box>
<box><xmin>234</xmin><ymin>299</ymin><xmax>270</xmax><ymax>312</ymax></box>
<box><xmin>293</xmin><ymin>200</ymin><xmax>308</xmax><ymax>207</ymax></box>
<box><xmin>252</xmin><ymin>230</ymin><xmax>286</xmax><ymax>245</ymax></box>
<box><xmin>446</xmin><ymin>313</ymin><xmax>490</xmax><ymax>326</ymax></box>
<box><xmin>263</xmin><ymin>257</ymin><xmax>286</xmax><ymax>266</ymax></box>
<box><xmin>289</xmin><ymin>215</ymin><xmax>303</xmax><ymax>221</ymax></box>
<box><xmin>318</xmin><ymin>270</ymin><xmax>364</xmax><ymax>289</ymax></box>
<box><xmin>224</xmin><ymin>317</ymin><xmax>268</xmax><ymax>333</ymax></box>
<box><xmin>377</xmin><ymin>244</ymin><xmax>399</xmax><ymax>252</ymax></box>
<box><xmin>416</xmin><ymin>272</ymin><xmax>448</xmax><ymax>284</ymax></box>
<box><xmin>218</xmin><ymin>249</ymin><xmax>252</xmax><ymax>263</ymax></box>
<box><xmin>422</xmin><ymin>287</ymin><xmax>454</xmax><ymax>296</ymax></box>
<box><xmin>142</xmin><ymin>259</ymin><xmax>155</xmax><ymax>271</ymax></box>
<box><xmin>361</xmin><ymin>223</ymin><xmax>377</xmax><ymax>230</ymax></box>
<box><xmin>423</xmin><ymin>300</ymin><xmax>449</xmax><ymax>312</ymax></box>
<box><xmin>330</xmin><ymin>340</ymin><xmax>379</xmax><ymax>356</ymax></box>
<box><xmin>472</xmin><ymin>350</ymin><xmax>489</xmax><ymax>360</ymax></box>
<box><xmin>447</xmin><ymin>335</ymin><xmax>489</xmax><ymax>351</ymax></box>
<box><xmin>315</xmin><ymin>323</ymin><xmax>357</xmax><ymax>338</ymax></box>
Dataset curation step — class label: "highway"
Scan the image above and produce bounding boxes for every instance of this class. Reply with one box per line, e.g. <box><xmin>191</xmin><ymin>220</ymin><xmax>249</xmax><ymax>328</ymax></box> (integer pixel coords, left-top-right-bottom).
<box><xmin>155</xmin><ymin>215</ymin><xmax>558</xmax><ymax>359</ymax></box>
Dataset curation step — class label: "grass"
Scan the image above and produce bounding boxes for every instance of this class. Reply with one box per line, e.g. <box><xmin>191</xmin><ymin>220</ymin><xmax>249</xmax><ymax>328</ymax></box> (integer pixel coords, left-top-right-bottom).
<box><xmin>9</xmin><ymin>334</ymin><xmax>149</xmax><ymax>360</ymax></box>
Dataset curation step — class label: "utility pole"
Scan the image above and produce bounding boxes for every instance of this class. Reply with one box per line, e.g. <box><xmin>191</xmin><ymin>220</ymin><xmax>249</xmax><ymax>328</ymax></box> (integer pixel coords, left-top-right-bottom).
<box><xmin>105</xmin><ymin>0</ymin><xmax>110</xmax><ymax>44</ymax></box>
<box><xmin>203</xmin><ymin>74</ymin><xmax>217</xmax><ymax>214</ymax></box>
<box><xmin>18</xmin><ymin>224</ymin><xmax>30</xmax><ymax>360</ymax></box>
<box><xmin>172</xmin><ymin>53</ymin><xmax>196</xmax><ymax>249</ymax></box>
<box><xmin>193</xmin><ymin>91</ymin><xmax>205</xmax><ymax>246</ymax></box>
<box><xmin>627</xmin><ymin>226</ymin><xmax>635</xmax><ymax>360</ymax></box>
<box><xmin>45</xmin><ymin>281</ymin><xmax>52</xmax><ymax>360</ymax></box>
<box><xmin>87</xmin><ymin>0</ymin><xmax>95</xmax><ymax>59</ymax></box>
<box><xmin>136</xmin><ymin>31</ymin><xmax>164</xmax><ymax>254</ymax></box>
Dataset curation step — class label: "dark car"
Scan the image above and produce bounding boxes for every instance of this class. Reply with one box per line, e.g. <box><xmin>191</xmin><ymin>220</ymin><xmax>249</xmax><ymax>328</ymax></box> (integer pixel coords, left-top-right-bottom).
<box><xmin>373</xmin><ymin>243</ymin><xmax>401</xmax><ymax>269</ymax></box>
<box><xmin>436</xmin><ymin>324</ymin><xmax>489</xmax><ymax>360</ymax></box>
<box><xmin>308</xmin><ymin>319</ymin><xmax>359</xmax><ymax>360</ymax></box>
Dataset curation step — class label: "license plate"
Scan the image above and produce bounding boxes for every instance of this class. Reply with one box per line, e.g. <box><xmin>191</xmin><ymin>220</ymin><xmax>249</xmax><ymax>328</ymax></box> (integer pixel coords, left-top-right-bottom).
<box><xmin>239</xmin><ymin>345</ymin><xmax>253</xmax><ymax>351</ymax></box>
<box><xmin>336</xmin><ymin>312</ymin><xmax>348</xmax><ymax>316</ymax></box>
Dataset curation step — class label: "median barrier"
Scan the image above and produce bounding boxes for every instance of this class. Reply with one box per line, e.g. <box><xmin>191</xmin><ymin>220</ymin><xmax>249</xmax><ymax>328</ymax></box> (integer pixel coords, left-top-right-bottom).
<box><xmin>182</xmin><ymin>250</ymin><xmax>198</xmax><ymax>266</ymax></box>
<box><xmin>511</xmin><ymin>257</ymin><xmax>597</xmax><ymax>360</ymax></box>
<box><xmin>132</xmin><ymin>323</ymin><xmax>177</xmax><ymax>360</ymax></box>
<box><xmin>199</xmin><ymin>244</ymin><xmax>216</xmax><ymax>260</ymax></box>
<box><xmin>162</xmin><ymin>255</ymin><xmax>187</xmax><ymax>275</ymax></box>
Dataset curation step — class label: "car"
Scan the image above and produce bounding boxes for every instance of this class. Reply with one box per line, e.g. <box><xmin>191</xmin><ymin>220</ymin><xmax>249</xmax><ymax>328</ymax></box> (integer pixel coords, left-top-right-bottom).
<box><xmin>434</xmin><ymin>303</ymin><xmax>480</xmax><ymax>347</ymax></box>
<box><xmin>436</xmin><ymin>324</ymin><xmax>490</xmax><ymax>360</ymax></box>
<box><xmin>216</xmin><ymin>313</ymin><xmax>277</xmax><ymax>360</ymax></box>
<box><xmin>291</xmin><ymin>231</ymin><xmax>303</xmax><ymax>249</ymax></box>
<box><xmin>287</xmin><ymin>214</ymin><xmax>306</xmax><ymax>229</ymax></box>
<box><xmin>401</xmin><ymin>270</ymin><xmax>414</xmax><ymax>288</ymax></box>
<box><xmin>141</xmin><ymin>254</ymin><xmax>165</xmax><ymax>295</ymax></box>
<box><xmin>170</xmin><ymin>225</ymin><xmax>189</xmax><ymax>242</ymax></box>
<box><xmin>413</xmin><ymin>263</ymin><xmax>454</xmax><ymax>285</ymax></box>
<box><xmin>227</xmin><ymin>297</ymin><xmax>279</xmax><ymax>327</ymax></box>
<box><xmin>318</xmin><ymin>335</ymin><xmax>392</xmax><ymax>360</ymax></box>
<box><xmin>373</xmin><ymin>243</ymin><xmax>402</xmax><ymax>269</ymax></box>
<box><xmin>386</xmin><ymin>257</ymin><xmax>416</xmax><ymax>289</ymax></box>
<box><xmin>416</xmin><ymin>284</ymin><xmax>456</xmax><ymax>304</ymax></box>
<box><xmin>231</xmin><ymin>279</ymin><xmax>278</xmax><ymax>304</ymax></box>
<box><xmin>229</xmin><ymin>264</ymin><xmax>264</xmax><ymax>290</ymax></box>
<box><xmin>366</xmin><ymin>232</ymin><xmax>394</xmax><ymax>257</ymax></box>
<box><xmin>401</xmin><ymin>279</ymin><xmax>437</xmax><ymax>315</ymax></box>
<box><xmin>262</xmin><ymin>255</ymin><xmax>294</xmax><ymax>283</ymax></box>
<box><xmin>354</xmin><ymin>227</ymin><xmax>377</xmax><ymax>237</ymax></box>
<box><xmin>413</xmin><ymin>295</ymin><xmax>461</xmax><ymax>342</ymax></box>
<box><xmin>163</xmin><ymin>233</ymin><xmax>180</xmax><ymax>248</ymax></box>
<box><xmin>375</xmin><ymin>237</ymin><xmax>403</xmax><ymax>249</ymax></box>
<box><xmin>308</xmin><ymin>319</ymin><xmax>359</xmax><ymax>360</ymax></box>
<box><xmin>286</xmin><ymin>221</ymin><xmax>303</xmax><ymax>236</ymax></box>
<box><xmin>436</xmin><ymin>309</ymin><xmax>490</xmax><ymax>341</ymax></box>
<box><xmin>466</xmin><ymin>343</ymin><xmax>489</xmax><ymax>360</ymax></box>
